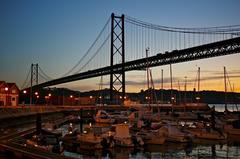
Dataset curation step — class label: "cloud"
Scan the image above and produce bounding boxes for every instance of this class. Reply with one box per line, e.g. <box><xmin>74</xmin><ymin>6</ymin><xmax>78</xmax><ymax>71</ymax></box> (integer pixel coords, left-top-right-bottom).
<box><xmin>127</xmin><ymin>74</ymin><xmax>145</xmax><ymax>79</ymax></box>
<box><xmin>211</xmin><ymin>70</ymin><xmax>240</xmax><ymax>75</ymax></box>
<box><xmin>121</xmin><ymin>75</ymin><xmax>240</xmax><ymax>86</ymax></box>
<box><xmin>188</xmin><ymin>69</ymin><xmax>240</xmax><ymax>75</ymax></box>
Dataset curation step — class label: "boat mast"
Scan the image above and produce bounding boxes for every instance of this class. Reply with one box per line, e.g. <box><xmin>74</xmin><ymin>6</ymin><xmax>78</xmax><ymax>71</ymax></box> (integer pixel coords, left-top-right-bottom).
<box><xmin>150</xmin><ymin>70</ymin><xmax>158</xmax><ymax>104</ymax></box>
<box><xmin>161</xmin><ymin>69</ymin><xmax>163</xmax><ymax>103</ymax></box>
<box><xmin>224</xmin><ymin>66</ymin><xmax>227</xmax><ymax>111</ymax></box>
<box><xmin>197</xmin><ymin>67</ymin><xmax>200</xmax><ymax>92</ymax></box>
<box><xmin>170</xmin><ymin>64</ymin><xmax>173</xmax><ymax>103</ymax></box>
<box><xmin>233</xmin><ymin>83</ymin><xmax>238</xmax><ymax>111</ymax></box>
<box><xmin>178</xmin><ymin>80</ymin><xmax>181</xmax><ymax>104</ymax></box>
<box><xmin>146</xmin><ymin>48</ymin><xmax>150</xmax><ymax>107</ymax></box>
<box><xmin>197</xmin><ymin>67</ymin><xmax>200</xmax><ymax>103</ymax></box>
<box><xmin>184</xmin><ymin>76</ymin><xmax>187</xmax><ymax>103</ymax></box>
<box><xmin>99</xmin><ymin>76</ymin><xmax>103</xmax><ymax>106</ymax></box>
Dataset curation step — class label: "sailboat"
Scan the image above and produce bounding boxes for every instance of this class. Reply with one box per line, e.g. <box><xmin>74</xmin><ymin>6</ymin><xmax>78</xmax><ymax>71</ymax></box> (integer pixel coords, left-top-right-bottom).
<box><xmin>181</xmin><ymin>67</ymin><xmax>210</xmax><ymax>112</ymax></box>
<box><xmin>222</xmin><ymin>67</ymin><xmax>240</xmax><ymax>136</ymax></box>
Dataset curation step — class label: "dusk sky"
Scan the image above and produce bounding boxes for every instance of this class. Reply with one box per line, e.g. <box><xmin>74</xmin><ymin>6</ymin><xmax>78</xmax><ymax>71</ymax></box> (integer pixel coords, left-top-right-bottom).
<box><xmin>1</xmin><ymin>0</ymin><xmax>240</xmax><ymax>93</ymax></box>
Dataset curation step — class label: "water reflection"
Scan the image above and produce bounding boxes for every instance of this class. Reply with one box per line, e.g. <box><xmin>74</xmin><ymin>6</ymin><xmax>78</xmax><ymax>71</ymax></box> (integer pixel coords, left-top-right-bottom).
<box><xmin>63</xmin><ymin>141</ymin><xmax>240</xmax><ymax>159</ymax></box>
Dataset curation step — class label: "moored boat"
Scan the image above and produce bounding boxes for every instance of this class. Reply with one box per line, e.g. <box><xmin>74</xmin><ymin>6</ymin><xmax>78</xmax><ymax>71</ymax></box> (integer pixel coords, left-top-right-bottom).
<box><xmin>159</xmin><ymin>125</ymin><xmax>193</xmax><ymax>143</ymax></box>
<box><xmin>41</xmin><ymin>122</ymin><xmax>62</xmax><ymax>137</ymax></box>
<box><xmin>187</xmin><ymin>128</ymin><xmax>227</xmax><ymax>140</ymax></box>
<box><xmin>77</xmin><ymin>125</ymin><xmax>114</xmax><ymax>150</ymax></box>
<box><xmin>135</xmin><ymin>129</ymin><xmax>165</xmax><ymax>145</ymax></box>
<box><xmin>113</xmin><ymin>124</ymin><xmax>135</xmax><ymax>147</ymax></box>
<box><xmin>95</xmin><ymin>110</ymin><xmax>115</xmax><ymax>124</ymax></box>
<box><xmin>224</xmin><ymin>119</ymin><xmax>240</xmax><ymax>136</ymax></box>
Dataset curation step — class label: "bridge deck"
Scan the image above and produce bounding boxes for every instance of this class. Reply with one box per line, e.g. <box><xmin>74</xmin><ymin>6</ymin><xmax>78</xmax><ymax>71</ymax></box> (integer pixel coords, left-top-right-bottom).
<box><xmin>25</xmin><ymin>37</ymin><xmax>240</xmax><ymax>90</ymax></box>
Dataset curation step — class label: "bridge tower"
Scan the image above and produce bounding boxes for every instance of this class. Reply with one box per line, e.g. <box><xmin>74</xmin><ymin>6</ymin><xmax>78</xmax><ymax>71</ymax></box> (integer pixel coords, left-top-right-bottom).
<box><xmin>110</xmin><ymin>13</ymin><xmax>125</xmax><ymax>105</ymax></box>
<box><xmin>30</xmin><ymin>63</ymin><xmax>38</xmax><ymax>105</ymax></box>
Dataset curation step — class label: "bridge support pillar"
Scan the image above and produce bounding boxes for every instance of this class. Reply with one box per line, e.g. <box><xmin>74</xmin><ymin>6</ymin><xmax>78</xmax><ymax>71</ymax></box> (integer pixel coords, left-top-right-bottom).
<box><xmin>30</xmin><ymin>63</ymin><xmax>38</xmax><ymax>105</ymax></box>
<box><xmin>110</xmin><ymin>13</ymin><xmax>125</xmax><ymax>105</ymax></box>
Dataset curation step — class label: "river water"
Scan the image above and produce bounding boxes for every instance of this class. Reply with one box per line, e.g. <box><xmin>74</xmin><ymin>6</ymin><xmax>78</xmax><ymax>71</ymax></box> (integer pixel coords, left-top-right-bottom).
<box><xmin>209</xmin><ymin>104</ymin><xmax>240</xmax><ymax>112</ymax></box>
<box><xmin>64</xmin><ymin>142</ymin><xmax>240</xmax><ymax>159</ymax></box>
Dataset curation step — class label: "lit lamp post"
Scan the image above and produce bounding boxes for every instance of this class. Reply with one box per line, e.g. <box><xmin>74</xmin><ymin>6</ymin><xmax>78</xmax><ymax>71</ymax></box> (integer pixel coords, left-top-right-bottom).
<box><xmin>4</xmin><ymin>87</ymin><xmax>9</xmax><ymax>106</ymax></box>
<box><xmin>119</xmin><ymin>96</ymin><xmax>123</xmax><ymax>105</ymax></box>
<box><xmin>171</xmin><ymin>96</ymin><xmax>175</xmax><ymax>103</ymax></box>
<box><xmin>89</xmin><ymin>96</ymin><xmax>93</xmax><ymax>105</ymax></box>
<box><xmin>145</xmin><ymin>96</ymin><xmax>150</xmax><ymax>106</ymax></box>
<box><xmin>122</xmin><ymin>96</ymin><xmax>126</xmax><ymax>106</ymax></box>
<box><xmin>35</xmin><ymin>92</ymin><xmax>38</xmax><ymax>105</ymax></box>
<box><xmin>23</xmin><ymin>90</ymin><xmax>27</xmax><ymax>106</ymax></box>
<box><xmin>48</xmin><ymin>93</ymin><xmax>51</xmax><ymax>105</ymax></box>
<box><xmin>171</xmin><ymin>96</ymin><xmax>175</xmax><ymax>112</ymax></box>
<box><xmin>70</xmin><ymin>95</ymin><xmax>73</xmax><ymax>106</ymax></box>
<box><xmin>196</xmin><ymin>97</ymin><xmax>200</xmax><ymax>103</ymax></box>
<box><xmin>99</xmin><ymin>96</ymin><xmax>102</xmax><ymax>106</ymax></box>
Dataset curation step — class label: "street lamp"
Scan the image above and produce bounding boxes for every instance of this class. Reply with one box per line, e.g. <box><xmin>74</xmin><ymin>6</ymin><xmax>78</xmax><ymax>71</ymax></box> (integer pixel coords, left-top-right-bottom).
<box><xmin>5</xmin><ymin>87</ymin><xmax>9</xmax><ymax>106</ymax></box>
<box><xmin>22</xmin><ymin>90</ymin><xmax>27</xmax><ymax>106</ymax></box>
<box><xmin>70</xmin><ymin>95</ymin><xmax>73</xmax><ymax>105</ymax></box>
<box><xmin>99</xmin><ymin>96</ymin><xmax>102</xmax><ymax>106</ymax></box>
<box><xmin>171</xmin><ymin>96</ymin><xmax>175</xmax><ymax>103</ymax></box>
<box><xmin>48</xmin><ymin>93</ymin><xmax>52</xmax><ymax>105</ymax></box>
<box><xmin>196</xmin><ymin>97</ymin><xmax>200</xmax><ymax>103</ymax></box>
<box><xmin>35</xmin><ymin>92</ymin><xmax>39</xmax><ymax>105</ymax></box>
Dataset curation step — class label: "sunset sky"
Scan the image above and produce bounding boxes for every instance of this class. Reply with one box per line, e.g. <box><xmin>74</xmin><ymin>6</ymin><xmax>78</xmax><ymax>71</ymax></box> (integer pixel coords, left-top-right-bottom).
<box><xmin>1</xmin><ymin>0</ymin><xmax>240</xmax><ymax>93</ymax></box>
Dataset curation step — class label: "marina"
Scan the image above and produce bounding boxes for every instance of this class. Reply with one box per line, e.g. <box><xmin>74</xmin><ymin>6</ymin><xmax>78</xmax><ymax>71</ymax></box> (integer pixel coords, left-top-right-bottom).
<box><xmin>0</xmin><ymin>104</ymin><xmax>240</xmax><ymax>158</ymax></box>
<box><xmin>1</xmin><ymin>1</ymin><xmax>240</xmax><ymax>158</ymax></box>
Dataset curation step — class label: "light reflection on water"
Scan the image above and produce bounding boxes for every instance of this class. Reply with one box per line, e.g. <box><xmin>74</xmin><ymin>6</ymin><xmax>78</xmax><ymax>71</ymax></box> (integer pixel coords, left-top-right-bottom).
<box><xmin>64</xmin><ymin>142</ymin><xmax>240</xmax><ymax>159</ymax></box>
<box><xmin>209</xmin><ymin>104</ymin><xmax>240</xmax><ymax>112</ymax></box>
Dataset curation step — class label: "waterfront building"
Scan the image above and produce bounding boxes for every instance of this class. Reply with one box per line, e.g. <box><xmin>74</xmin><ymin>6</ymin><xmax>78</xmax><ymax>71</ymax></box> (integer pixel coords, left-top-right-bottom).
<box><xmin>0</xmin><ymin>81</ymin><xmax>19</xmax><ymax>106</ymax></box>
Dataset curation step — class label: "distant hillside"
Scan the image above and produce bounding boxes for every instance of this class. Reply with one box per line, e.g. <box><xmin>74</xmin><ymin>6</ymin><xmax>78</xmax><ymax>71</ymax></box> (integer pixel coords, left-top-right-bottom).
<box><xmin>32</xmin><ymin>88</ymin><xmax>240</xmax><ymax>104</ymax></box>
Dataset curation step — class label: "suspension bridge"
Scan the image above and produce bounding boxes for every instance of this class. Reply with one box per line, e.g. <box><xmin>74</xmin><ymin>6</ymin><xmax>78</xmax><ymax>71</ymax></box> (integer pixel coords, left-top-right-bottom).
<box><xmin>21</xmin><ymin>13</ymin><xmax>240</xmax><ymax>103</ymax></box>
